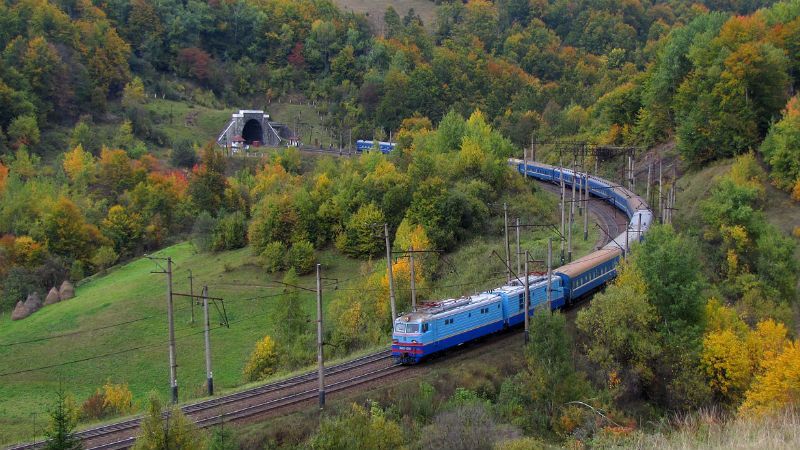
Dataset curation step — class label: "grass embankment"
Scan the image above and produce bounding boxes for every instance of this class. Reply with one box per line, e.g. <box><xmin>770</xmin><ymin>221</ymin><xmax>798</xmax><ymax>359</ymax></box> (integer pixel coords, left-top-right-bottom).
<box><xmin>0</xmin><ymin>243</ymin><xmax>362</xmax><ymax>445</ymax></box>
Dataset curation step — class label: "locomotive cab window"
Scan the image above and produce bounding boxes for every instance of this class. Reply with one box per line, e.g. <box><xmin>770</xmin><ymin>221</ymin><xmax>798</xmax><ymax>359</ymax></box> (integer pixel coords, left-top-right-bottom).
<box><xmin>406</xmin><ymin>323</ymin><xmax>420</xmax><ymax>333</ymax></box>
<box><xmin>394</xmin><ymin>323</ymin><xmax>405</xmax><ymax>333</ymax></box>
<box><xmin>422</xmin><ymin>323</ymin><xmax>429</xmax><ymax>333</ymax></box>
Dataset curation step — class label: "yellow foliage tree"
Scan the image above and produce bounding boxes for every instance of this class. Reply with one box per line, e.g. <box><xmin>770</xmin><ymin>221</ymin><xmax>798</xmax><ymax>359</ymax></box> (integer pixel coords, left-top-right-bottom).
<box><xmin>243</xmin><ymin>335</ymin><xmax>279</xmax><ymax>382</ymax></box>
<box><xmin>62</xmin><ymin>144</ymin><xmax>96</xmax><ymax>184</ymax></box>
<box><xmin>103</xmin><ymin>381</ymin><xmax>134</xmax><ymax>414</ymax></box>
<box><xmin>740</xmin><ymin>341</ymin><xmax>800</xmax><ymax>416</ymax></box>
<box><xmin>701</xmin><ymin>328</ymin><xmax>752</xmax><ymax>402</ymax></box>
<box><xmin>705</xmin><ymin>298</ymin><xmax>748</xmax><ymax>337</ymax></box>
<box><xmin>745</xmin><ymin>319</ymin><xmax>789</xmax><ymax>374</ymax></box>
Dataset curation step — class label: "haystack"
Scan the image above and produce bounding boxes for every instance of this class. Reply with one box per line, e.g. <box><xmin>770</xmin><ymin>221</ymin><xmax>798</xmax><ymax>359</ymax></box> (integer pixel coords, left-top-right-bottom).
<box><xmin>23</xmin><ymin>292</ymin><xmax>42</xmax><ymax>313</ymax></box>
<box><xmin>59</xmin><ymin>280</ymin><xmax>75</xmax><ymax>300</ymax></box>
<box><xmin>11</xmin><ymin>301</ymin><xmax>31</xmax><ymax>320</ymax></box>
<box><xmin>44</xmin><ymin>287</ymin><xmax>61</xmax><ymax>306</ymax></box>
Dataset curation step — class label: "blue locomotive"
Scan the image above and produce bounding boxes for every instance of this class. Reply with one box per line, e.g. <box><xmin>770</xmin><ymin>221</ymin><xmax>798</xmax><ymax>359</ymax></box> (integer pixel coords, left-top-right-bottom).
<box><xmin>392</xmin><ymin>160</ymin><xmax>653</xmax><ymax>364</ymax></box>
<box><xmin>356</xmin><ymin>140</ymin><xmax>396</xmax><ymax>154</ymax></box>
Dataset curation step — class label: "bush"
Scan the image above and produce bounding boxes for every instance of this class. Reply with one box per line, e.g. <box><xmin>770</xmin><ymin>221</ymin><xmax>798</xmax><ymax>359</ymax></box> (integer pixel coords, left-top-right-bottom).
<box><xmin>91</xmin><ymin>246</ymin><xmax>118</xmax><ymax>273</ymax></box>
<box><xmin>211</xmin><ymin>211</ymin><xmax>247</xmax><ymax>251</ymax></box>
<box><xmin>170</xmin><ymin>139</ymin><xmax>197</xmax><ymax>168</ymax></box>
<box><xmin>191</xmin><ymin>211</ymin><xmax>217</xmax><ymax>252</ymax></box>
<box><xmin>259</xmin><ymin>241</ymin><xmax>286</xmax><ymax>273</ymax></box>
<box><xmin>285</xmin><ymin>240</ymin><xmax>315</xmax><ymax>275</ymax></box>
<box><xmin>243</xmin><ymin>335</ymin><xmax>279</xmax><ymax>382</ymax></box>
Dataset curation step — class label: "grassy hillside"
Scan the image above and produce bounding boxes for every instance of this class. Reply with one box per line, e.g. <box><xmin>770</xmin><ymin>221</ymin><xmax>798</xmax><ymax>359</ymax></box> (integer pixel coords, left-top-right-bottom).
<box><xmin>0</xmin><ymin>243</ymin><xmax>363</xmax><ymax>445</ymax></box>
<box><xmin>334</xmin><ymin>0</ymin><xmax>438</xmax><ymax>32</ymax></box>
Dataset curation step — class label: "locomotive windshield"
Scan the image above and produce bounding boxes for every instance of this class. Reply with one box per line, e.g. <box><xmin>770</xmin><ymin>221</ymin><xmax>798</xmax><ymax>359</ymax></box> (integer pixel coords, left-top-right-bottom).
<box><xmin>394</xmin><ymin>322</ymin><xmax>421</xmax><ymax>333</ymax></box>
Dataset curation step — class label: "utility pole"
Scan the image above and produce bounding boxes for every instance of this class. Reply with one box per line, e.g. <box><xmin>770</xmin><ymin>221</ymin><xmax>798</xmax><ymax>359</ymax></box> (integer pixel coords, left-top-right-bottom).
<box><xmin>384</xmin><ymin>224</ymin><xmax>396</xmax><ymax>321</ymax></box>
<box><xmin>504</xmin><ymin>203</ymin><xmax>511</xmax><ymax>283</ymax></box>
<box><xmin>658</xmin><ymin>158</ymin><xmax>663</xmax><ymax>224</ymax></box>
<box><xmin>568</xmin><ymin>156</ymin><xmax>576</xmax><ymax>262</ymax></box>
<box><xmin>188</xmin><ymin>270</ymin><xmax>194</xmax><ymax>325</ymax></box>
<box><xmin>515</xmin><ymin>218</ymin><xmax>521</xmax><ymax>278</ymax></box>
<box><xmin>646</xmin><ymin>162</ymin><xmax>652</xmax><ymax>206</ymax></box>
<box><xmin>583</xmin><ymin>172</ymin><xmax>589</xmax><ymax>241</ymax></box>
<box><xmin>523</xmin><ymin>147</ymin><xmax>527</xmax><ymax>180</ymax></box>
<box><xmin>523</xmin><ymin>251</ymin><xmax>530</xmax><ymax>345</ymax></box>
<box><xmin>546</xmin><ymin>238</ymin><xmax>553</xmax><ymax>309</ymax></box>
<box><xmin>559</xmin><ymin>156</ymin><xmax>566</xmax><ymax>264</ymax></box>
<box><xmin>166</xmin><ymin>258</ymin><xmax>178</xmax><ymax>403</ymax></box>
<box><xmin>316</xmin><ymin>264</ymin><xmax>325</xmax><ymax>409</ymax></box>
<box><xmin>409</xmin><ymin>246</ymin><xmax>417</xmax><ymax>311</ymax></box>
<box><xmin>202</xmin><ymin>286</ymin><xmax>213</xmax><ymax>396</ymax></box>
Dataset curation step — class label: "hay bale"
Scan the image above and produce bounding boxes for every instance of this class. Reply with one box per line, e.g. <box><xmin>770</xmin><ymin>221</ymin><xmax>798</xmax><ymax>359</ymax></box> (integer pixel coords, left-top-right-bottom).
<box><xmin>23</xmin><ymin>292</ymin><xmax>42</xmax><ymax>313</ymax></box>
<box><xmin>44</xmin><ymin>287</ymin><xmax>61</xmax><ymax>306</ymax></box>
<box><xmin>59</xmin><ymin>280</ymin><xmax>75</xmax><ymax>300</ymax></box>
<box><xmin>11</xmin><ymin>301</ymin><xmax>31</xmax><ymax>320</ymax></box>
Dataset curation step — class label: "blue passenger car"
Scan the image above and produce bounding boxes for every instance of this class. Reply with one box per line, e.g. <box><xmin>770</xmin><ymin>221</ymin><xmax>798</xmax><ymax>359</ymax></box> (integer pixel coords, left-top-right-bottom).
<box><xmin>355</xmin><ymin>140</ymin><xmax>396</xmax><ymax>154</ymax></box>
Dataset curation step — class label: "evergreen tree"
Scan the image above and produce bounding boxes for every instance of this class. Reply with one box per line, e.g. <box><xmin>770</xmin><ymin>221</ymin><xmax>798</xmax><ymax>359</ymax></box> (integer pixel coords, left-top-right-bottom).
<box><xmin>44</xmin><ymin>390</ymin><xmax>81</xmax><ymax>450</ymax></box>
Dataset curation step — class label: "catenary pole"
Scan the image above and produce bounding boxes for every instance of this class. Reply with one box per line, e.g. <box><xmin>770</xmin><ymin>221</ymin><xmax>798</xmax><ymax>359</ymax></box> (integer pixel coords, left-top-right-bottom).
<box><xmin>646</xmin><ymin>162</ymin><xmax>652</xmax><ymax>206</ymax></box>
<box><xmin>188</xmin><ymin>270</ymin><xmax>194</xmax><ymax>325</ymax></box>
<box><xmin>384</xmin><ymin>223</ymin><xmax>396</xmax><ymax>321</ymax></box>
<box><xmin>658</xmin><ymin>158</ymin><xmax>663</xmax><ymax>223</ymax></box>
<box><xmin>568</xmin><ymin>156</ymin><xmax>576</xmax><ymax>262</ymax></box>
<box><xmin>166</xmin><ymin>258</ymin><xmax>178</xmax><ymax>403</ymax></box>
<box><xmin>316</xmin><ymin>264</ymin><xmax>325</xmax><ymax>409</ymax></box>
<box><xmin>504</xmin><ymin>203</ymin><xmax>511</xmax><ymax>283</ymax></box>
<box><xmin>523</xmin><ymin>251</ymin><xmax>530</xmax><ymax>345</ymax></box>
<box><xmin>559</xmin><ymin>155</ymin><xmax>566</xmax><ymax>263</ymax></box>
<box><xmin>515</xmin><ymin>218</ymin><xmax>521</xmax><ymax>278</ymax></box>
<box><xmin>583</xmin><ymin>172</ymin><xmax>589</xmax><ymax>241</ymax></box>
<box><xmin>202</xmin><ymin>286</ymin><xmax>213</xmax><ymax>396</ymax></box>
<box><xmin>409</xmin><ymin>246</ymin><xmax>417</xmax><ymax>311</ymax></box>
<box><xmin>546</xmin><ymin>238</ymin><xmax>553</xmax><ymax>309</ymax></box>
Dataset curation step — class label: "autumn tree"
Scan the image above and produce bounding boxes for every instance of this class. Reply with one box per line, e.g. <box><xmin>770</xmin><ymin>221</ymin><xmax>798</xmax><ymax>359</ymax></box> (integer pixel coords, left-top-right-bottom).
<box><xmin>63</xmin><ymin>145</ymin><xmax>96</xmax><ymax>186</ymax></box>
<box><xmin>335</xmin><ymin>202</ymin><xmax>385</xmax><ymax>257</ymax></box>
<box><xmin>740</xmin><ymin>341</ymin><xmax>800</xmax><ymax>416</ymax></box>
<box><xmin>101</xmin><ymin>205</ymin><xmax>145</xmax><ymax>257</ymax></box>
<box><xmin>576</xmin><ymin>262</ymin><xmax>660</xmax><ymax>398</ymax></box>
<box><xmin>43</xmin><ymin>197</ymin><xmax>100</xmax><ymax>262</ymax></box>
<box><xmin>760</xmin><ymin>96</ymin><xmax>800</xmax><ymax>191</ymax></box>
<box><xmin>189</xmin><ymin>145</ymin><xmax>228</xmax><ymax>215</ymax></box>
<box><xmin>243</xmin><ymin>335</ymin><xmax>279</xmax><ymax>382</ymax></box>
<box><xmin>309</xmin><ymin>403</ymin><xmax>404</xmax><ymax>450</ymax></box>
<box><xmin>133</xmin><ymin>394</ymin><xmax>203</xmax><ymax>450</ymax></box>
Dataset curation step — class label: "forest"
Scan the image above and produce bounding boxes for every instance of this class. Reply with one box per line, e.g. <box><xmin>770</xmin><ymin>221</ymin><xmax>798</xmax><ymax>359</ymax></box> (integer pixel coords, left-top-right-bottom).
<box><xmin>0</xmin><ymin>0</ymin><xmax>799</xmax><ymax>448</ymax></box>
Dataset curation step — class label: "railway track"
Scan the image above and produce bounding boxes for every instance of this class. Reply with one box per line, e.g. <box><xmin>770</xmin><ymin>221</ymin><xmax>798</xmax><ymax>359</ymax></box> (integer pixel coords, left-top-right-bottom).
<box><xmin>6</xmin><ymin>351</ymin><xmax>401</xmax><ymax>450</ymax></box>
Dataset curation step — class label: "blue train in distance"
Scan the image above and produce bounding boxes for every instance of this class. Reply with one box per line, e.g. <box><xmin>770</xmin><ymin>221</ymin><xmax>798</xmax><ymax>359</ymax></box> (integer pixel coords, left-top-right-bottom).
<box><xmin>355</xmin><ymin>140</ymin><xmax>396</xmax><ymax>154</ymax></box>
<box><xmin>392</xmin><ymin>159</ymin><xmax>652</xmax><ymax>364</ymax></box>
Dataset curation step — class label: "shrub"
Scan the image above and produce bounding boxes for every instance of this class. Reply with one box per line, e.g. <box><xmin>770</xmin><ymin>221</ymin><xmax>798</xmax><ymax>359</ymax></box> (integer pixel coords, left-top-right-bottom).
<box><xmin>259</xmin><ymin>241</ymin><xmax>285</xmax><ymax>273</ymax></box>
<box><xmin>191</xmin><ymin>211</ymin><xmax>217</xmax><ymax>252</ymax></box>
<box><xmin>91</xmin><ymin>246</ymin><xmax>118</xmax><ymax>273</ymax></box>
<box><xmin>170</xmin><ymin>139</ymin><xmax>197</xmax><ymax>169</ymax></box>
<box><xmin>285</xmin><ymin>240</ymin><xmax>315</xmax><ymax>275</ymax></box>
<box><xmin>81</xmin><ymin>390</ymin><xmax>110</xmax><ymax>420</ymax></box>
<box><xmin>243</xmin><ymin>335</ymin><xmax>279</xmax><ymax>382</ymax></box>
<box><xmin>211</xmin><ymin>211</ymin><xmax>247</xmax><ymax>251</ymax></box>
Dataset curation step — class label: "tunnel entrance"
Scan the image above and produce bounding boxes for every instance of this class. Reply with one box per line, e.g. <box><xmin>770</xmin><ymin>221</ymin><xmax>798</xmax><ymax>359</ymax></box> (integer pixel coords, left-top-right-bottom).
<box><xmin>241</xmin><ymin>119</ymin><xmax>264</xmax><ymax>145</ymax></box>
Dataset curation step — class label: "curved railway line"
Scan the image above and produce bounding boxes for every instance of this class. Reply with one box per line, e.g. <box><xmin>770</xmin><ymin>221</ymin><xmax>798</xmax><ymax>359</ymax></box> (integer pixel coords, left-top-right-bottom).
<box><xmin>4</xmin><ymin>158</ymin><xmax>636</xmax><ymax>450</ymax></box>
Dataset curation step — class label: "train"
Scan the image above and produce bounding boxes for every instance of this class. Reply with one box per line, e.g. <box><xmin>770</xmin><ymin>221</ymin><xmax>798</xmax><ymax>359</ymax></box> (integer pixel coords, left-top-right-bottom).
<box><xmin>391</xmin><ymin>160</ymin><xmax>653</xmax><ymax>364</ymax></box>
<box><xmin>356</xmin><ymin>140</ymin><xmax>396</xmax><ymax>154</ymax></box>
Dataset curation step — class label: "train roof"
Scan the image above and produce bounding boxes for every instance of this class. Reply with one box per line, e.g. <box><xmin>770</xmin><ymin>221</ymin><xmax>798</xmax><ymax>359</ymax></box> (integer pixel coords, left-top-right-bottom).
<box><xmin>396</xmin><ymin>291</ymin><xmax>501</xmax><ymax>323</ymax></box>
<box><xmin>556</xmin><ymin>247</ymin><xmax>622</xmax><ymax>278</ymax></box>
